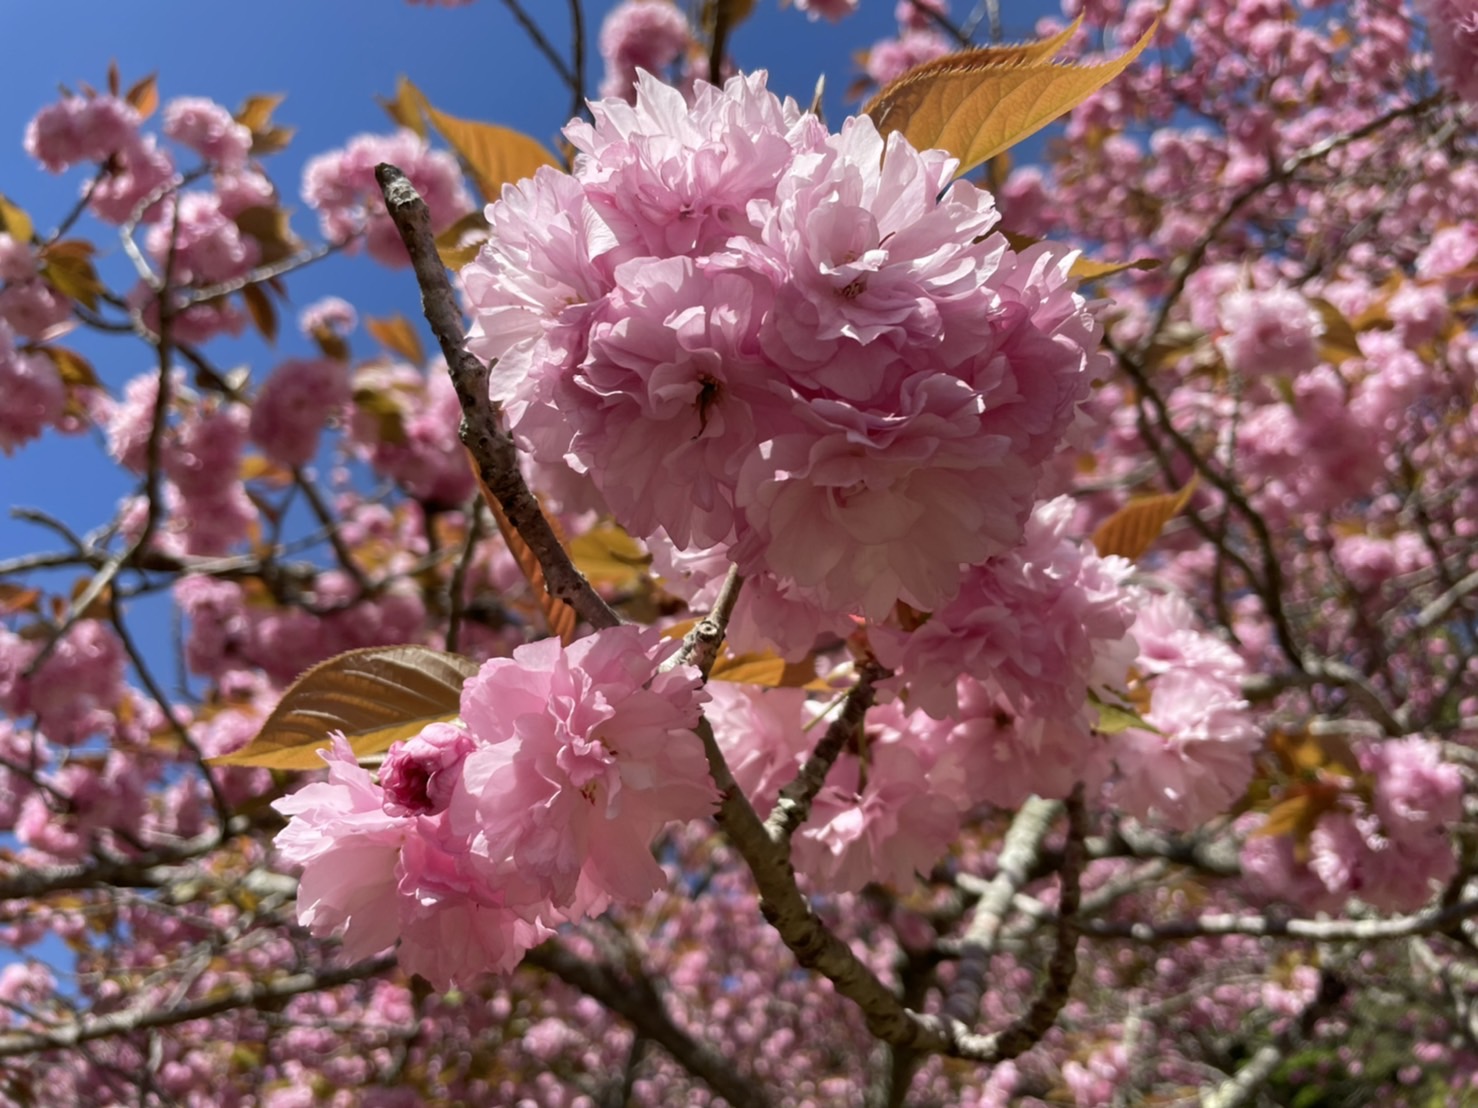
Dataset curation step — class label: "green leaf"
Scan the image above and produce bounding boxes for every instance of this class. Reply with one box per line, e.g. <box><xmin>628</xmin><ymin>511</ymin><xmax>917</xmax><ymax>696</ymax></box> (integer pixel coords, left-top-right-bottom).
<box><xmin>1090</xmin><ymin>691</ymin><xmax>1157</xmax><ymax>735</ymax></box>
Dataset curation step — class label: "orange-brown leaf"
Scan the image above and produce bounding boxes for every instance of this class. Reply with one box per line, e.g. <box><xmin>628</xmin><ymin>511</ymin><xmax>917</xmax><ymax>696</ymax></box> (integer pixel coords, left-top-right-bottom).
<box><xmin>352</xmin><ymin>386</ymin><xmax>410</xmax><ymax>446</ymax></box>
<box><xmin>241</xmin><ymin>283</ymin><xmax>277</xmax><ymax>344</ymax></box>
<box><xmin>468</xmin><ymin>450</ymin><xmax>579</xmax><ymax>644</ymax></box>
<box><xmin>365</xmin><ymin>313</ymin><xmax>426</xmax><ymax>365</ymax></box>
<box><xmin>1092</xmin><ymin>475</ymin><xmax>1198</xmax><ymax>561</ymax></box>
<box><xmin>864</xmin><ymin>19</ymin><xmax>1084</xmax><ymax>133</ymax></box>
<box><xmin>710</xmin><ymin>650</ymin><xmax>825</xmax><ymax>690</ymax></box>
<box><xmin>232</xmin><ymin>205</ymin><xmax>298</xmax><ymax>266</ymax></box>
<box><xmin>235</xmin><ymin>93</ymin><xmax>286</xmax><ymax>134</ymax></box>
<box><xmin>0</xmin><ymin>194</ymin><xmax>35</xmax><ymax>243</ymax></box>
<box><xmin>378</xmin><ymin>75</ymin><xmax>430</xmax><ymax>138</ymax></box>
<box><xmin>39</xmin><ymin>240</ymin><xmax>103</xmax><ymax>310</ymax></box>
<box><xmin>863</xmin><ymin>17</ymin><xmax>1156</xmax><ymax>177</ymax></box>
<box><xmin>37</xmin><ymin>346</ymin><xmax>99</xmax><ymax>391</ymax></box>
<box><xmin>1068</xmin><ymin>253</ymin><xmax>1161</xmax><ymax>281</ymax></box>
<box><xmin>1308</xmin><ymin>295</ymin><xmax>1363</xmax><ymax>365</ymax></box>
<box><xmin>206</xmin><ymin>646</ymin><xmax>479</xmax><ymax>769</ymax></box>
<box><xmin>125</xmin><ymin>72</ymin><xmax>159</xmax><ymax>119</ymax></box>
<box><xmin>434</xmin><ymin>209</ymin><xmax>492</xmax><ymax>270</ymax></box>
<box><xmin>239</xmin><ymin>452</ymin><xmax>293</xmax><ymax>486</ymax></box>
<box><xmin>569</xmin><ymin>522</ymin><xmax>650</xmax><ymax>591</ymax></box>
<box><xmin>416</xmin><ymin>90</ymin><xmax>558</xmax><ymax>201</ymax></box>
<box><xmin>0</xmin><ymin>584</ymin><xmax>42</xmax><ymax>615</ymax></box>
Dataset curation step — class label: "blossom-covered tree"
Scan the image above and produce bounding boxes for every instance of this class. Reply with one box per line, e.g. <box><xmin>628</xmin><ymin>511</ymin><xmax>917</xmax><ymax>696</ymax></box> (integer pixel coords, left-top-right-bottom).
<box><xmin>2</xmin><ymin>1</ymin><xmax>1476</xmax><ymax>1105</ymax></box>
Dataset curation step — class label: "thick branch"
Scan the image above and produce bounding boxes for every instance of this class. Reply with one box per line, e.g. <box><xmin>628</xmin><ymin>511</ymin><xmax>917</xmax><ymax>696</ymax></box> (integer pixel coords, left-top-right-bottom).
<box><xmin>695</xmin><ymin>716</ymin><xmax>1018</xmax><ymax>1061</ymax></box>
<box><xmin>374</xmin><ymin>163</ymin><xmax>619</xmax><ymax>631</ymax></box>
<box><xmin>1028</xmin><ymin>897</ymin><xmax>1478</xmax><ymax>943</ymax></box>
<box><xmin>970</xmin><ymin>786</ymin><xmax>1086</xmax><ymax>1062</ymax></box>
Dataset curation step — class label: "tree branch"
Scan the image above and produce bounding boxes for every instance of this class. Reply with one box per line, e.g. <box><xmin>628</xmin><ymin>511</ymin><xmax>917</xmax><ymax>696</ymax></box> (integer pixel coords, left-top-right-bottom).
<box><xmin>374</xmin><ymin>163</ymin><xmax>619</xmax><ymax>632</ymax></box>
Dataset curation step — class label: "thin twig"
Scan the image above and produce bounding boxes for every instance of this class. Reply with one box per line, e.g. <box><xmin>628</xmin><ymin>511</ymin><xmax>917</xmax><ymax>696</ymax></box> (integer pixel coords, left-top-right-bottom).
<box><xmin>708</xmin><ymin>0</ymin><xmax>736</xmax><ymax>84</ymax></box>
<box><xmin>291</xmin><ymin>464</ymin><xmax>371</xmax><ymax>595</ymax></box>
<box><xmin>444</xmin><ymin>498</ymin><xmax>486</xmax><ymax>654</ymax></box>
<box><xmin>567</xmin><ymin>0</ymin><xmax>588</xmax><ymax>123</ymax></box>
<box><xmin>181</xmin><ymin>241</ymin><xmax>343</xmax><ymax>306</ymax></box>
<box><xmin>661</xmin><ymin>565</ymin><xmax>744</xmax><ymax>677</ymax></box>
<box><xmin>1016</xmin><ymin>897</ymin><xmax>1478</xmax><ymax>943</ymax></box>
<box><xmin>112</xmin><ymin>594</ymin><xmax>232</xmax><ymax>825</ymax></box>
<box><xmin>763</xmin><ymin>660</ymin><xmax>886</xmax><ymax>845</ymax></box>
<box><xmin>496</xmin><ymin>0</ymin><xmax>578</xmax><ymax>94</ymax></box>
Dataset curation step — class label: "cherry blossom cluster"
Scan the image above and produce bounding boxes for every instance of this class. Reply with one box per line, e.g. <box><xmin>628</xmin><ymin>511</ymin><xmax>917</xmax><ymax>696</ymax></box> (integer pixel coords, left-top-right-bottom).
<box><xmin>1243</xmin><ymin>735</ymin><xmax>1465</xmax><ymax>914</ymax></box>
<box><xmin>274</xmin><ymin>626</ymin><xmax>715</xmax><ymax>986</ymax></box>
<box><xmin>463</xmin><ymin>71</ymin><xmax>1103</xmax><ymax>633</ymax></box>
<box><xmin>596</xmin><ymin>0</ymin><xmax>695</xmax><ymax>101</ymax></box>
<box><xmin>4</xmin><ymin>1</ymin><xmax>1477</xmax><ymax>1103</ymax></box>
<box><xmin>862</xmin><ymin>0</ymin><xmax>953</xmax><ymax>87</ymax></box>
<box><xmin>302</xmin><ymin>129</ymin><xmax>470</xmax><ymax>266</ymax></box>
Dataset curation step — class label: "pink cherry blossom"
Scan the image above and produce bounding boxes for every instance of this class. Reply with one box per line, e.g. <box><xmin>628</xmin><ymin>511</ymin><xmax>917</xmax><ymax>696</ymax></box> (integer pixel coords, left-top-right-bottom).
<box><xmin>145</xmin><ymin>190</ymin><xmax>259</xmax><ymax>286</ymax></box>
<box><xmin>1415</xmin><ymin>0</ymin><xmax>1478</xmax><ymax>103</ymax></box>
<box><xmin>450</xmin><ymin>626</ymin><xmax>715</xmax><ymax>915</ymax></box>
<box><xmin>0</xmin><ymin>330</ymin><xmax>66</xmax><ymax>453</ymax></box>
<box><xmin>792</xmin><ymin>0</ymin><xmax>860</xmax><ymax>21</ymax></box>
<box><xmin>298</xmin><ymin>295</ymin><xmax>358</xmax><ymax>338</ymax></box>
<box><xmin>866</xmin><ymin>30</ymin><xmax>952</xmax><ymax>86</ymax></box>
<box><xmin>303</xmin><ymin>130</ymin><xmax>471</xmax><ymax>266</ymax></box>
<box><xmin>380</xmin><ymin>722</ymin><xmax>475</xmax><ymax>816</ymax></box>
<box><xmin>163</xmin><ymin>96</ymin><xmax>252</xmax><ymax>168</ymax></box>
<box><xmin>465</xmin><ymin>73</ymin><xmax>1103</xmax><ymax>631</ymax></box>
<box><xmin>790</xmin><ymin>701</ymin><xmax>962</xmax><ymax>892</ymax></box>
<box><xmin>248</xmin><ymin>356</ymin><xmax>351</xmax><ymax>467</ymax></box>
<box><xmin>273</xmin><ymin>736</ymin><xmax>409</xmax><ymax>960</ymax></box>
<box><xmin>597</xmin><ymin>0</ymin><xmax>694</xmax><ymax>100</ymax></box>
<box><xmin>24</xmin><ymin>95</ymin><xmax>142</xmax><ymax>172</ymax></box>
<box><xmin>1217</xmin><ymin>285</ymin><xmax>1325</xmax><ymax>377</ymax></box>
<box><xmin>1109</xmin><ymin>670</ymin><xmax>1261</xmax><ymax>830</ymax></box>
